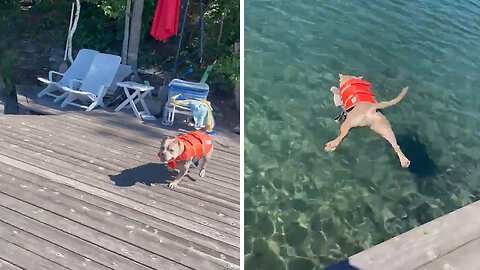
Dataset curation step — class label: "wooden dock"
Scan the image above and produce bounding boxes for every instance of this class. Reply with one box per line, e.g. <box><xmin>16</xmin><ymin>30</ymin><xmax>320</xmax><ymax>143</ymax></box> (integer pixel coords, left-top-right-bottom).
<box><xmin>0</xmin><ymin>93</ymin><xmax>240</xmax><ymax>269</ymax></box>
<box><xmin>334</xmin><ymin>200</ymin><xmax>480</xmax><ymax>270</ymax></box>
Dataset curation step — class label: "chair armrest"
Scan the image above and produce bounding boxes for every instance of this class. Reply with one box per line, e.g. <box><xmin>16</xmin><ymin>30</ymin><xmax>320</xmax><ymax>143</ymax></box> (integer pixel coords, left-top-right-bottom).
<box><xmin>169</xmin><ymin>104</ymin><xmax>191</xmax><ymax>111</ymax></box>
<box><xmin>48</xmin><ymin>71</ymin><xmax>64</xmax><ymax>82</ymax></box>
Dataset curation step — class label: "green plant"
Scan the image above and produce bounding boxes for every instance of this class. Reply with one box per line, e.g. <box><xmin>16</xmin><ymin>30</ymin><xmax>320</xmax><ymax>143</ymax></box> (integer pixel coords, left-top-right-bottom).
<box><xmin>0</xmin><ymin>0</ymin><xmax>239</xmax><ymax>96</ymax></box>
<box><xmin>202</xmin><ymin>0</ymin><xmax>239</xmax><ymax>93</ymax></box>
<box><xmin>0</xmin><ymin>1</ymin><xmax>20</xmax><ymax>38</ymax></box>
<box><xmin>216</xmin><ymin>53</ymin><xmax>239</xmax><ymax>84</ymax></box>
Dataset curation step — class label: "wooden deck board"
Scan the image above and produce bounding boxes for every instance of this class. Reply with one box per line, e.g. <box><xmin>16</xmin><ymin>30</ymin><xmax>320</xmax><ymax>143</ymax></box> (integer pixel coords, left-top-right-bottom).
<box><xmin>0</xmin><ymin>129</ymin><xmax>239</xmax><ymax>197</ymax></box>
<box><xmin>0</xmin><ymin>142</ymin><xmax>239</xmax><ymax>251</ymax></box>
<box><xmin>3</xmin><ymin>118</ymin><xmax>241</xmax><ymax>185</ymax></box>
<box><xmin>1</xmin><ymin>115</ymin><xmax>240</xmax><ymax>204</ymax></box>
<box><xmin>0</xmin><ymin>258</ymin><xmax>23</xmax><ymax>270</ymax></box>
<box><xmin>0</xmin><ymin>146</ymin><xmax>239</xmax><ymax>243</ymax></box>
<box><xmin>0</xmin><ymin>162</ymin><xmax>239</xmax><ymax>264</ymax></box>
<box><xmin>0</xmin><ymin>205</ymin><xmax>145</xmax><ymax>269</ymax></box>
<box><xmin>419</xmin><ymin>237</ymin><xmax>480</xmax><ymax>270</ymax></box>
<box><xmin>16</xmin><ymin>90</ymin><xmax>239</xmax><ymax>154</ymax></box>
<box><xmin>0</xmin><ymin>172</ymin><xmax>223</xmax><ymax>270</ymax></box>
<box><xmin>0</xmin><ymin>220</ymin><xmax>109</xmax><ymax>270</ymax></box>
<box><xmin>0</xmin><ymin>237</ymin><xmax>67</xmax><ymax>269</ymax></box>
<box><xmin>0</xmin><ymin>120</ymin><xmax>240</xmax><ymax>208</ymax></box>
<box><xmin>26</xmin><ymin>120</ymin><xmax>240</xmax><ymax>174</ymax></box>
<box><xmin>348</xmin><ymin>200</ymin><xmax>480</xmax><ymax>270</ymax></box>
<box><xmin>14</xmin><ymin>107</ymin><xmax>240</xmax><ymax>158</ymax></box>
<box><xmin>0</xmin><ymin>133</ymin><xmax>240</xmax><ymax>228</ymax></box>
<box><xmin>0</xmin><ymin>192</ymin><xmax>175</xmax><ymax>270</ymax></box>
<box><xmin>0</xmin><ymin>105</ymin><xmax>240</xmax><ymax>270</ymax></box>
<box><xmin>0</xmin><ymin>159</ymin><xmax>240</xmax><ymax>254</ymax></box>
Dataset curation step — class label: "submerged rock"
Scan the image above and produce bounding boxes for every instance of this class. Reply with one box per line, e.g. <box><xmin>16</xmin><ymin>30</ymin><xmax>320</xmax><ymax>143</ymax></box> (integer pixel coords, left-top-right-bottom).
<box><xmin>245</xmin><ymin>238</ymin><xmax>285</xmax><ymax>270</ymax></box>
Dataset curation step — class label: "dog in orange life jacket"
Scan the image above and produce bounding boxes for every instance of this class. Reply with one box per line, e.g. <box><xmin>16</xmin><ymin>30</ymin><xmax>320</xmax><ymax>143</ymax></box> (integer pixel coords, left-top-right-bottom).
<box><xmin>325</xmin><ymin>74</ymin><xmax>411</xmax><ymax>168</ymax></box>
<box><xmin>158</xmin><ymin>131</ymin><xmax>213</xmax><ymax>189</ymax></box>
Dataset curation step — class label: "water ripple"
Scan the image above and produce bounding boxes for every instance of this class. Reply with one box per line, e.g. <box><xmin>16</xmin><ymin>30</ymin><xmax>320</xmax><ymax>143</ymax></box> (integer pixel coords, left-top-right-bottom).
<box><xmin>245</xmin><ymin>0</ymin><xmax>480</xmax><ymax>269</ymax></box>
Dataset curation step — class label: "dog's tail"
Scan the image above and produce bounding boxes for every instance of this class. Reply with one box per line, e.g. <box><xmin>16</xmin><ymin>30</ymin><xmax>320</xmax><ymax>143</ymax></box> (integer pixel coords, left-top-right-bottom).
<box><xmin>374</xmin><ymin>87</ymin><xmax>409</xmax><ymax>110</ymax></box>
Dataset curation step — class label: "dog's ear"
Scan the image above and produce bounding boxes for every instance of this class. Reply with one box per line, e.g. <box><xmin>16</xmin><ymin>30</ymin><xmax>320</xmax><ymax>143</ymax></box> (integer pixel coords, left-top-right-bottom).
<box><xmin>161</xmin><ymin>136</ymin><xmax>175</xmax><ymax>146</ymax></box>
<box><xmin>339</xmin><ymin>73</ymin><xmax>343</xmax><ymax>78</ymax></box>
<box><xmin>174</xmin><ymin>138</ymin><xmax>183</xmax><ymax>150</ymax></box>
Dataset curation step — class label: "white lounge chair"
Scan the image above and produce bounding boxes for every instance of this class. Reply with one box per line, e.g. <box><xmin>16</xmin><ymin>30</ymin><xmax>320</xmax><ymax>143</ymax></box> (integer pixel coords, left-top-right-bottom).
<box><xmin>54</xmin><ymin>63</ymin><xmax>133</xmax><ymax>106</ymax></box>
<box><xmin>37</xmin><ymin>49</ymin><xmax>98</xmax><ymax>101</ymax></box>
<box><xmin>59</xmin><ymin>53</ymin><xmax>121</xmax><ymax>111</ymax></box>
<box><xmin>162</xmin><ymin>79</ymin><xmax>210</xmax><ymax>125</ymax></box>
<box><xmin>108</xmin><ymin>64</ymin><xmax>133</xmax><ymax>92</ymax></box>
<box><xmin>103</xmin><ymin>64</ymin><xmax>133</xmax><ymax>103</ymax></box>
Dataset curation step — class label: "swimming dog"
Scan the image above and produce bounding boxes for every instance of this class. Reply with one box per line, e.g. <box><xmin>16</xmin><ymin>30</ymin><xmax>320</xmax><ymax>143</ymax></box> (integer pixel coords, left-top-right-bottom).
<box><xmin>326</xmin><ymin>74</ymin><xmax>410</xmax><ymax>168</ymax></box>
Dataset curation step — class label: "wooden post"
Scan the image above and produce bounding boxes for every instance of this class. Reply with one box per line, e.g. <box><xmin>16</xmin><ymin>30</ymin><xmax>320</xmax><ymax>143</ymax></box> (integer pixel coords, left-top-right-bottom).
<box><xmin>0</xmin><ymin>73</ymin><xmax>18</xmax><ymax>114</ymax></box>
<box><xmin>127</xmin><ymin>0</ymin><xmax>144</xmax><ymax>78</ymax></box>
<box><xmin>0</xmin><ymin>73</ymin><xmax>5</xmax><ymax>93</ymax></box>
<box><xmin>173</xmin><ymin>0</ymin><xmax>190</xmax><ymax>76</ymax></box>
<box><xmin>121</xmin><ymin>0</ymin><xmax>132</xmax><ymax>64</ymax></box>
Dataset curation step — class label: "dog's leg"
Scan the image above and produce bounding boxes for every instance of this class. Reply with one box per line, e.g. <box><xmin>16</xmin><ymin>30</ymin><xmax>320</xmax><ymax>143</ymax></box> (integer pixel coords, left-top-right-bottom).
<box><xmin>199</xmin><ymin>151</ymin><xmax>212</xmax><ymax>177</ymax></box>
<box><xmin>370</xmin><ymin>115</ymin><xmax>410</xmax><ymax>168</ymax></box>
<box><xmin>325</xmin><ymin>121</ymin><xmax>352</xmax><ymax>152</ymax></box>
<box><xmin>168</xmin><ymin>160</ymin><xmax>193</xmax><ymax>189</ymax></box>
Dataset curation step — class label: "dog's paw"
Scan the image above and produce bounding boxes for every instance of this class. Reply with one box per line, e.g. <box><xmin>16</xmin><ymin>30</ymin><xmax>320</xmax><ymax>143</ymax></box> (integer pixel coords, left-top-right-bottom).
<box><xmin>324</xmin><ymin>145</ymin><xmax>336</xmax><ymax>152</ymax></box>
<box><xmin>401</xmin><ymin>158</ymin><xmax>411</xmax><ymax>168</ymax></box>
<box><xmin>199</xmin><ymin>169</ymin><xmax>206</xmax><ymax>178</ymax></box>
<box><xmin>324</xmin><ymin>140</ymin><xmax>338</xmax><ymax>152</ymax></box>
<box><xmin>168</xmin><ymin>181</ymin><xmax>179</xmax><ymax>189</ymax></box>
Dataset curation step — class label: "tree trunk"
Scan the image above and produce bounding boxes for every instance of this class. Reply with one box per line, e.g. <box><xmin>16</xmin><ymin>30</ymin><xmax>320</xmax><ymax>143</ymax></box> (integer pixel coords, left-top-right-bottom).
<box><xmin>127</xmin><ymin>0</ymin><xmax>144</xmax><ymax>78</ymax></box>
<box><xmin>63</xmin><ymin>2</ymin><xmax>74</xmax><ymax>62</ymax></box>
<box><xmin>234</xmin><ymin>41</ymin><xmax>240</xmax><ymax>54</ymax></box>
<box><xmin>121</xmin><ymin>0</ymin><xmax>132</xmax><ymax>64</ymax></box>
<box><xmin>67</xmin><ymin>0</ymin><xmax>81</xmax><ymax>64</ymax></box>
<box><xmin>217</xmin><ymin>12</ymin><xmax>225</xmax><ymax>45</ymax></box>
<box><xmin>234</xmin><ymin>82</ymin><xmax>240</xmax><ymax>112</ymax></box>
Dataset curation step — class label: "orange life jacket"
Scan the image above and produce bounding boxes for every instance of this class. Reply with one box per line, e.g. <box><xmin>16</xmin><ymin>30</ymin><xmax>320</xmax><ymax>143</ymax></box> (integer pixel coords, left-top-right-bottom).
<box><xmin>167</xmin><ymin>131</ymin><xmax>213</xmax><ymax>168</ymax></box>
<box><xmin>339</xmin><ymin>78</ymin><xmax>376</xmax><ymax>110</ymax></box>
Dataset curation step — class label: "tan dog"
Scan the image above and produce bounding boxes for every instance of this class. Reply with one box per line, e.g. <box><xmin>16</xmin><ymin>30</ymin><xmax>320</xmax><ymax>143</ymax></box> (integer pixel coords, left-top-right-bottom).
<box><xmin>325</xmin><ymin>74</ymin><xmax>410</xmax><ymax>168</ymax></box>
<box><xmin>158</xmin><ymin>131</ymin><xmax>213</xmax><ymax>189</ymax></box>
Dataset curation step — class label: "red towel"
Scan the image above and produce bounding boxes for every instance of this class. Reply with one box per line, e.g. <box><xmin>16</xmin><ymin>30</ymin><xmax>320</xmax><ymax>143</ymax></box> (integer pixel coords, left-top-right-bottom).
<box><xmin>150</xmin><ymin>0</ymin><xmax>181</xmax><ymax>42</ymax></box>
